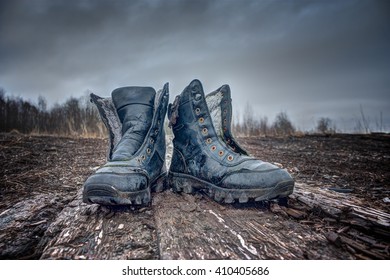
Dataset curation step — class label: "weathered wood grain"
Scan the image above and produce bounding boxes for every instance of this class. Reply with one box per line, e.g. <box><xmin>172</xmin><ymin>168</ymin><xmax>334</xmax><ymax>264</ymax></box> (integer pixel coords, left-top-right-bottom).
<box><xmin>290</xmin><ymin>183</ymin><xmax>390</xmax><ymax>259</ymax></box>
<box><xmin>291</xmin><ymin>183</ymin><xmax>390</xmax><ymax>238</ymax></box>
<box><xmin>153</xmin><ymin>190</ymin><xmax>352</xmax><ymax>260</ymax></box>
<box><xmin>2</xmin><ymin>181</ymin><xmax>388</xmax><ymax>260</ymax></box>
<box><xmin>39</xmin><ymin>189</ymin><xmax>158</xmax><ymax>260</ymax></box>
<box><xmin>0</xmin><ymin>193</ymin><xmax>63</xmax><ymax>259</ymax></box>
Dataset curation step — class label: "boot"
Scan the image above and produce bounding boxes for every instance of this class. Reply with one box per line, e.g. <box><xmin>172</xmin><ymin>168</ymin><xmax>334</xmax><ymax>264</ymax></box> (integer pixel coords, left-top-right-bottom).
<box><xmin>205</xmin><ymin>84</ymin><xmax>249</xmax><ymax>155</ymax></box>
<box><xmin>168</xmin><ymin>79</ymin><xmax>294</xmax><ymax>203</ymax></box>
<box><xmin>83</xmin><ymin>83</ymin><xmax>169</xmax><ymax>206</ymax></box>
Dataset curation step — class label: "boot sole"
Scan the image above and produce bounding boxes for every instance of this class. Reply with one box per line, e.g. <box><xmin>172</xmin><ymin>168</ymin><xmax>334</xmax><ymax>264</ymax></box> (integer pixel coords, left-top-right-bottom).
<box><xmin>83</xmin><ymin>172</ymin><xmax>167</xmax><ymax>206</ymax></box>
<box><xmin>168</xmin><ymin>172</ymin><xmax>294</xmax><ymax>204</ymax></box>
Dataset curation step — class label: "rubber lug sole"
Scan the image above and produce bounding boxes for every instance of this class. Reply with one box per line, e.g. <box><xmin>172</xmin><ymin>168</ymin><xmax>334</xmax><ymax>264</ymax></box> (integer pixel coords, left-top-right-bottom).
<box><xmin>83</xmin><ymin>173</ymin><xmax>167</xmax><ymax>206</ymax></box>
<box><xmin>168</xmin><ymin>172</ymin><xmax>293</xmax><ymax>204</ymax></box>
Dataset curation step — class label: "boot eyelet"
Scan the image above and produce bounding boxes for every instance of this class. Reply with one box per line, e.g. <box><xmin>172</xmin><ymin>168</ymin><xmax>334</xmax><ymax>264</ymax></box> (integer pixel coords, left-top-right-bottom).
<box><xmin>150</xmin><ymin>139</ymin><xmax>154</xmax><ymax>144</ymax></box>
<box><xmin>194</xmin><ymin>93</ymin><xmax>202</xmax><ymax>101</ymax></box>
<box><xmin>202</xmin><ymin>128</ymin><xmax>208</xmax><ymax>135</ymax></box>
<box><xmin>155</xmin><ymin>129</ymin><xmax>159</xmax><ymax>135</ymax></box>
<box><xmin>223</xmin><ymin>109</ymin><xmax>227</xmax><ymax>114</ymax></box>
<box><xmin>195</xmin><ymin>108</ymin><xmax>201</xmax><ymax>115</ymax></box>
<box><xmin>223</xmin><ymin>119</ymin><xmax>227</xmax><ymax>124</ymax></box>
<box><xmin>227</xmin><ymin>155</ymin><xmax>233</xmax><ymax>161</ymax></box>
<box><xmin>141</xmin><ymin>155</ymin><xmax>146</xmax><ymax>161</ymax></box>
<box><xmin>146</xmin><ymin>148</ymin><xmax>152</xmax><ymax>154</ymax></box>
<box><xmin>218</xmin><ymin>151</ymin><xmax>224</xmax><ymax>157</ymax></box>
<box><xmin>211</xmin><ymin>145</ymin><xmax>216</xmax><ymax>151</ymax></box>
<box><xmin>206</xmin><ymin>138</ymin><xmax>212</xmax><ymax>144</ymax></box>
<box><xmin>199</xmin><ymin>117</ymin><xmax>204</xmax><ymax>123</ymax></box>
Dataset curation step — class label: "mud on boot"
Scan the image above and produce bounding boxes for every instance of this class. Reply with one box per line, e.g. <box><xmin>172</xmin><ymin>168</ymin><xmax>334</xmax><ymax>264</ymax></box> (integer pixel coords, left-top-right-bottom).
<box><xmin>83</xmin><ymin>84</ymin><xmax>169</xmax><ymax>206</ymax></box>
<box><xmin>168</xmin><ymin>79</ymin><xmax>294</xmax><ymax>204</ymax></box>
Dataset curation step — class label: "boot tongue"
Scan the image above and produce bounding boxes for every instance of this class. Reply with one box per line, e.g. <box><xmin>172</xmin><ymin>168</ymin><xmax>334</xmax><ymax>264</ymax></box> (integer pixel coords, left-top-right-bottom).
<box><xmin>205</xmin><ymin>89</ymin><xmax>224</xmax><ymax>140</ymax></box>
<box><xmin>205</xmin><ymin>84</ymin><xmax>249</xmax><ymax>156</ymax></box>
<box><xmin>111</xmin><ymin>86</ymin><xmax>156</xmax><ymax>159</ymax></box>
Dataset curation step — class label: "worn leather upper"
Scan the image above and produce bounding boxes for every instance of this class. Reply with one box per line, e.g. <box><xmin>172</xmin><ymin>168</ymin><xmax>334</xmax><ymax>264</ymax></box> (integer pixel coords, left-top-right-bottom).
<box><xmin>169</xmin><ymin>79</ymin><xmax>293</xmax><ymax>190</ymax></box>
<box><xmin>111</xmin><ymin>86</ymin><xmax>156</xmax><ymax>160</ymax></box>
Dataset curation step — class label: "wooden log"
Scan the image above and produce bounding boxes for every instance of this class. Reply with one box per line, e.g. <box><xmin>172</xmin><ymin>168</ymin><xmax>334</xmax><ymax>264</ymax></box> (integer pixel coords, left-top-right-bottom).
<box><xmin>33</xmin><ymin>186</ymin><xmax>355</xmax><ymax>260</ymax></box>
<box><xmin>153</xmin><ymin>190</ymin><xmax>352</xmax><ymax>260</ymax></box>
<box><xmin>291</xmin><ymin>183</ymin><xmax>390</xmax><ymax>259</ymax></box>
<box><xmin>291</xmin><ymin>183</ymin><xmax>390</xmax><ymax>239</ymax></box>
<box><xmin>39</xmin><ymin>189</ymin><xmax>158</xmax><ymax>260</ymax></box>
<box><xmin>0</xmin><ymin>193</ymin><xmax>64</xmax><ymax>259</ymax></box>
<box><xmin>2</xmin><ymin>180</ymin><xmax>388</xmax><ymax>260</ymax></box>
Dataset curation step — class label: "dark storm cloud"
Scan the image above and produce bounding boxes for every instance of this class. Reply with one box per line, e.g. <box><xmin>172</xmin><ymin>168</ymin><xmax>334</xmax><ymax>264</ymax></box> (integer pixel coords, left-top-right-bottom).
<box><xmin>1</xmin><ymin>0</ymin><xmax>389</xmax><ymax>131</ymax></box>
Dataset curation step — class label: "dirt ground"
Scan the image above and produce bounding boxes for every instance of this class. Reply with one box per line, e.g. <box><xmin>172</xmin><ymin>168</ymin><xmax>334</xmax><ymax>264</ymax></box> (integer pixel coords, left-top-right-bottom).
<box><xmin>242</xmin><ymin>133</ymin><xmax>390</xmax><ymax>213</ymax></box>
<box><xmin>0</xmin><ymin>132</ymin><xmax>389</xmax><ymax>259</ymax></box>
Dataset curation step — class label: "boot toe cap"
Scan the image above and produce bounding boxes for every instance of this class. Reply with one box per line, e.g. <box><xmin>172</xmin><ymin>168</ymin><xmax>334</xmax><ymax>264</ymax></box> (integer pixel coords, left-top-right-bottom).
<box><xmin>221</xmin><ymin>165</ymin><xmax>294</xmax><ymax>192</ymax></box>
<box><xmin>83</xmin><ymin>171</ymin><xmax>149</xmax><ymax>205</ymax></box>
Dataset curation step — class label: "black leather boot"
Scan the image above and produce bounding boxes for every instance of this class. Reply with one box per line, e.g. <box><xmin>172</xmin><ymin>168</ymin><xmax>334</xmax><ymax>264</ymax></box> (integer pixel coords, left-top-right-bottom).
<box><xmin>83</xmin><ymin>84</ymin><xmax>169</xmax><ymax>206</ymax></box>
<box><xmin>168</xmin><ymin>79</ymin><xmax>294</xmax><ymax>203</ymax></box>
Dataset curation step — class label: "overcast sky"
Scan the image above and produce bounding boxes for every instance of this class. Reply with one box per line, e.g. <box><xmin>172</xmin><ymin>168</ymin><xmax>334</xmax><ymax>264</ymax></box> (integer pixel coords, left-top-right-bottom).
<box><xmin>1</xmin><ymin>0</ymin><xmax>389</xmax><ymax>131</ymax></box>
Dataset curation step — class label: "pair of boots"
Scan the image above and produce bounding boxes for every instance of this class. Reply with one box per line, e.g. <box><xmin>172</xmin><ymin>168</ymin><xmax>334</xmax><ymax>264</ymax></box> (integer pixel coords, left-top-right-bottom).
<box><xmin>83</xmin><ymin>80</ymin><xmax>294</xmax><ymax>206</ymax></box>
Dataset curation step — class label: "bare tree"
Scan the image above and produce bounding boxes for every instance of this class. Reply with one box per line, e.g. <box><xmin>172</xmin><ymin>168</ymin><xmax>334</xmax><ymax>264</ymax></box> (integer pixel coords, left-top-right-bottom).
<box><xmin>375</xmin><ymin>111</ymin><xmax>383</xmax><ymax>133</ymax></box>
<box><xmin>38</xmin><ymin>96</ymin><xmax>47</xmax><ymax>112</ymax></box>
<box><xmin>316</xmin><ymin>117</ymin><xmax>335</xmax><ymax>134</ymax></box>
<box><xmin>233</xmin><ymin>108</ymin><xmax>242</xmax><ymax>136</ymax></box>
<box><xmin>0</xmin><ymin>88</ymin><xmax>5</xmax><ymax>132</ymax></box>
<box><xmin>243</xmin><ymin>102</ymin><xmax>255</xmax><ymax>136</ymax></box>
<box><xmin>359</xmin><ymin>104</ymin><xmax>371</xmax><ymax>134</ymax></box>
<box><xmin>259</xmin><ymin>116</ymin><xmax>269</xmax><ymax>136</ymax></box>
<box><xmin>272</xmin><ymin>112</ymin><xmax>295</xmax><ymax>136</ymax></box>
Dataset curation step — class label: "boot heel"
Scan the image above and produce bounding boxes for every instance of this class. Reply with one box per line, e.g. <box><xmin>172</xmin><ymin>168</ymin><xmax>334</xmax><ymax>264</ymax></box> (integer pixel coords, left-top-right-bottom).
<box><xmin>169</xmin><ymin>173</ymin><xmax>195</xmax><ymax>194</ymax></box>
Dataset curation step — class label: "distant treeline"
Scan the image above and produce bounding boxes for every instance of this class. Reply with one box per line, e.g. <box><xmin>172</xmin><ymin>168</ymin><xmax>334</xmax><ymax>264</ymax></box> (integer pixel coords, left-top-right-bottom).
<box><xmin>0</xmin><ymin>87</ymin><xmax>340</xmax><ymax>138</ymax></box>
<box><xmin>232</xmin><ymin>103</ymin><xmax>302</xmax><ymax>137</ymax></box>
<box><xmin>0</xmin><ymin>88</ymin><xmax>106</xmax><ymax>137</ymax></box>
<box><xmin>234</xmin><ymin>111</ymin><xmax>297</xmax><ymax>137</ymax></box>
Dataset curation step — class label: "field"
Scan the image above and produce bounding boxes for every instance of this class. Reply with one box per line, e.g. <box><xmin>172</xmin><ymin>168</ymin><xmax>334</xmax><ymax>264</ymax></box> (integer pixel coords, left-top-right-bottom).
<box><xmin>0</xmin><ymin>132</ymin><xmax>389</xmax><ymax>259</ymax></box>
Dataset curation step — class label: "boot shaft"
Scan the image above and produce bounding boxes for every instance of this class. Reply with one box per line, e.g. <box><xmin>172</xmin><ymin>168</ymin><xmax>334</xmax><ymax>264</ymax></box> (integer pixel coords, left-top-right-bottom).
<box><xmin>168</xmin><ymin>80</ymin><xmax>217</xmax><ymax>160</ymax></box>
<box><xmin>111</xmin><ymin>86</ymin><xmax>156</xmax><ymax>160</ymax></box>
<box><xmin>168</xmin><ymin>80</ymin><xmax>246</xmax><ymax>161</ymax></box>
<box><xmin>168</xmin><ymin>80</ymin><xmax>252</xmax><ymax>180</ymax></box>
<box><xmin>112</xmin><ymin>86</ymin><xmax>156</xmax><ymax>134</ymax></box>
<box><xmin>90</xmin><ymin>84</ymin><xmax>168</xmax><ymax>172</ymax></box>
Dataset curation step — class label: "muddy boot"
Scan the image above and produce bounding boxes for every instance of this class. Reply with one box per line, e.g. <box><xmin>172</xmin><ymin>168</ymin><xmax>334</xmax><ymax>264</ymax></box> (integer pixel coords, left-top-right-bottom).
<box><xmin>83</xmin><ymin>84</ymin><xmax>169</xmax><ymax>206</ymax></box>
<box><xmin>168</xmin><ymin>79</ymin><xmax>294</xmax><ymax>203</ymax></box>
